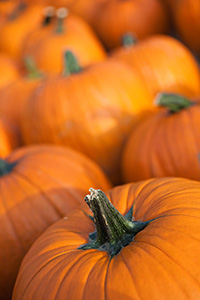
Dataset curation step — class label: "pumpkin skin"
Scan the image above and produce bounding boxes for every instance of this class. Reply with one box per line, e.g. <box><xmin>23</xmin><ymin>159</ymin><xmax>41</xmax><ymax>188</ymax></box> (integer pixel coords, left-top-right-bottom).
<box><xmin>122</xmin><ymin>94</ymin><xmax>200</xmax><ymax>183</ymax></box>
<box><xmin>92</xmin><ymin>0</ymin><xmax>170</xmax><ymax>50</ymax></box>
<box><xmin>13</xmin><ymin>177</ymin><xmax>200</xmax><ymax>300</ymax></box>
<box><xmin>0</xmin><ymin>65</ymin><xmax>43</xmax><ymax>135</ymax></box>
<box><xmin>0</xmin><ymin>4</ymin><xmax>45</xmax><ymax>59</ymax></box>
<box><xmin>0</xmin><ymin>144</ymin><xmax>111</xmax><ymax>300</ymax></box>
<box><xmin>21</xmin><ymin>12</ymin><xmax>106</xmax><ymax>74</ymax></box>
<box><xmin>0</xmin><ymin>54</ymin><xmax>20</xmax><ymax>90</ymax></box>
<box><xmin>20</xmin><ymin>57</ymin><xmax>153</xmax><ymax>184</ymax></box>
<box><xmin>164</xmin><ymin>0</ymin><xmax>200</xmax><ymax>54</ymax></box>
<box><xmin>0</xmin><ymin>117</ymin><xmax>19</xmax><ymax>158</ymax></box>
<box><xmin>112</xmin><ymin>34</ymin><xmax>200</xmax><ymax>99</ymax></box>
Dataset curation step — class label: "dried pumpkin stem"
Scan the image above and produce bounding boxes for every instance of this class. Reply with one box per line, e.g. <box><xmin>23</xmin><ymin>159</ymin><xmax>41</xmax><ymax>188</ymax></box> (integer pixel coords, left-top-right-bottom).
<box><xmin>55</xmin><ymin>7</ymin><xmax>68</xmax><ymax>34</ymax></box>
<box><xmin>0</xmin><ymin>159</ymin><xmax>16</xmax><ymax>176</ymax></box>
<box><xmin>79</xmin><ymin>188</ymin><xmax>151</xmax><ymax>257</ymax></box>
<box><xmin>154</xmin><ymin>93</ymin><xmax>193</xmax><ymax>113</ymax></box>
<box><xmin>63</xmin><ymin>51</ymin><xmax>82</xmax><ymax>76</ymax></box>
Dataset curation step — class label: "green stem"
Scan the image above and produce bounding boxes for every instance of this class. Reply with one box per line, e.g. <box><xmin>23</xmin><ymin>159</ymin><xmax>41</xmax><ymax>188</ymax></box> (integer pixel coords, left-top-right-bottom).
<box><xmin>55</xmin><ymin>7</ymin><xmax>68</xmax><ymax>34</ymax></box>
<box><xmin>0</xmin><ymin>159</ymin><xmax>16</xmax><ymax>176</ymax></box>
<box><xmin>122</xmin><ymin>33</ymin><xmax>137</xmax><ymax>47</ymax></box>
<box><xmin>63</xmin><ymin>51</ymin><xmax>82</xmax><ymax>76</ymax></box>
<box><xmin>24</xmin><ymin>56</ymin><xmax>43</xmax><ymax>79</ymax></box>
<box><xmin>79</xmin><ymin>188</ymin><xmax>152</xmax><ymax>257</ymax></box>
<box><xmin>155</xmin><ymin>93</ymin><xmax>194</xmax><ymax>113</ymax></box>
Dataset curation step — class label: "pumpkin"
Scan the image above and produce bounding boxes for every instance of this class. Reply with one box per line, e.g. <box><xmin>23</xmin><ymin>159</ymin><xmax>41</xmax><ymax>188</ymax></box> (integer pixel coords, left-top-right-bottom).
<box><xmin>0</xmin><ymin>53</ymin><xmax>20</xmax><ymax>90</ymax></box>
<box><xmin>0</xmin><ymin>56</ymin><xmax>43</xmax><ymax>137</ymax></box>
<box><xmin>0</xmin><ymin>3</ymin><xmax>45</xmax><ymax>59</ymax></box>
<box><xmin>21</xmin><ymin>8</ymin><xmax>106</xmax><ymax>74</ymax></box>
<box><xmin>164</xmin><ymin>0</ymin><xmax>200</xmax><ymax>54</ymax></box>
<box><xmin>112</xmin><ymin>34</ymin><xmax>200</xmax><ymax>99</ymax></box>
<box><xmin>13</xmin><ymin>177</ymin><xmax>200</xmax><ymax>300</ymax></box>
<box><xmin>0</xmin><ymin>144</ymin><xmax>111</xmax><ymax>300</ymax></box>
<box><xmin>92</xmin><ymin>0</ymin><xmax>170</xmax><ymax>50</ymax></box>
<box><xmin>122</xmin><ymin>93</ymin><xmax>200</xmax><ymax>183</ymax></box>
<box><xmin>0</xmin><ymin>117</ymin><xmax>19</xmax><ymax>158</ymax></box>
<box><xmin>20</xmin><ymin>51</ymin><xmax>153</xmax><ymax>184</ymax></box>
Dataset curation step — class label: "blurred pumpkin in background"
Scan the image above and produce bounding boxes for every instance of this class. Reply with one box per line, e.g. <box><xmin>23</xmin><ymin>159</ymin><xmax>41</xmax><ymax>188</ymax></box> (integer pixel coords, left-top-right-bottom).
<box><xmin>21</xmin><ymin>7</ymin><xmax>106</xmax><ymax>74</ymax></box>
<box><xmin>122</xmin><ymin>93</ymin><xmax>200</xmax><ymax>183</ymax></box>
<box><xmin>0</xmin><ymin>53</ymin><xmax>20</xmax><ymax>90</ymax></box>
<box><xmin>112</xmin><ymin>34</ymin><xmax>200</xmax><ymax>100</ymax></box>
<box><xmin>0</xmin><ymin>2</ymin><xmax>45</xmax><ymax>59</ymax></box>
<box><xmin>164</xmin><ymin>0</ymin><xmax>200</xmax><ymax>55</ymax></box>
<box><xmin>20</xmin><ymin>51</ymin><xmax>153</xmax><ymax>185</ymax></box>
<box><xmin>0</xmin><ymin>56</ymin><xmax>43</xmax><ymax>140</ymax></box>
<box><xmin>91</xmin><ymin>0</ymin><xmax>171</xmax><ymax>49</ymax></box>
<box><xmin>0</xmin><ymin>117</ymin><xmax>19</xmax><ymax>158</ymax></box>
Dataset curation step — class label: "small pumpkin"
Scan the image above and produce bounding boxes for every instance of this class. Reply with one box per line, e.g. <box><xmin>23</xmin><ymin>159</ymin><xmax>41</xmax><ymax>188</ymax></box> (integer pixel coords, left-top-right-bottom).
<box><xmin>164</xmin><ymin>0</ymin><xmax>200</xmax><ymax>54</ymax></box>
<box><xmin>0</xmin><ymin>56</ymin><xmax>43</xmax><ymax>137</ymax></box>
<box><xmin>21</xmin><ymin>8</ymin><xmax>106</xmax><ymax>74</ymax></box>
<box><xmin>20</xmin><ymin>51</ymin><xmax>153</xmax><ymax>184</ymax></box>
<box><xmin>92</xmin><ymin>0</ymin><xmax>170</xmax><ymax>49</ymax></box>
<box><xmin>13</xmin><ymin>177</ymin><xmax>200</xmax><ymax>300</ymax></box>
<box><xmin>0</xmin><ymin>3</ymin><xmax>45</xmax><ymax>59</ymax></box>
<box><xmin>0</xmin><ymin>53</ymin><xmax>20</xmax><ymax>90</ymax></box>
<box><xmin>122</xmin><ymin>93</ymin><xmax>200</xmax><ymax>183</ymax></box>
<box><xmin>0</xmin><ymin>117</ymin><xmax>19</xmax><ymax>158</ymax></box>
<box><xmin>112</xmin><ymin>34</ymin><xmax>200</xmax><ymax>99</ymax></box>
<box><xmin>0</xmin><ymin>144</ymin><xmax>111</xmax><ymax>300</ymax></box>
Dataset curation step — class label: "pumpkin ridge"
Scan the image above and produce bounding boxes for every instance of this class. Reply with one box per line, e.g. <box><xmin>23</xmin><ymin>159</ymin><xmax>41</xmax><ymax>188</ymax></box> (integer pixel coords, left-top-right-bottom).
<box><xmin>119</xmin><ymin>251</ymin><xmax>141</xmax><ymax>299</ymax></box>
<box><xmin>129</xmin><ymin>242</ymin><xmax>185</xmax><ymax>296</ymax></box>
<box><xmin>0</xmin><ymin>177</ymin><xmax>26</xmax><ymax>252</ymax></box>
<box><xmin>10</xmin><ymin>170</ymin><xmax>66</xmax><ymax>218</ymax></box>
<box><xmin>138</xmin><ymin>236</ymin><xmax>200</xmax><ymax>293</ymax></box>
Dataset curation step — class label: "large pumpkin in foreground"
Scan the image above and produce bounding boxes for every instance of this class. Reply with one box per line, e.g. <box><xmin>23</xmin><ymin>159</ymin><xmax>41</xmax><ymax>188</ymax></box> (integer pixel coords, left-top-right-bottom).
<box><xmin>0</xmin><ymin>144</ymin><xmax>111</xmax><ymax>300</ymax></box>
<box><xmin>13</xmin><ymin>177</ymin><xmax>200</xmax><ymax>300</ymax></box>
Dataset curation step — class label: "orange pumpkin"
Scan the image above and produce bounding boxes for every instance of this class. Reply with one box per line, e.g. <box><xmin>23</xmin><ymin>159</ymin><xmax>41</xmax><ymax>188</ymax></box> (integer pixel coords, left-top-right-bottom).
<box><xmin>0</xmin><ymin>144</ymin><xmax>111</xmax><ymax>300</ymax></box>
<box><xmin>0</xmin><ymin>117</ymin><xmax>19</xmax><ymax>158</ymax></box>
<box><xmin>112</xmin><ymin>34</ymin><xmax>200</xmax><ymax>99</ymax></box>
<box><xmin>122</xmin><ymin>93</ymin><xmax>200</xmax><ymax>183</ymax></box>
<box><xmin>21</xmin><ymin>8</ymin><xmax>106</xmax><ymax>74</ymax></box>
<box><xmin>13</xmin><ymin>177</ymin><xmax>200</xmax><ymax>300</ymax></box>
<box><xmin>20</xmin><ymin>51</ymin><xmax>153</xmax><ymax>184</ymax></box>
<box><xmin>0</xmin><ymin>3</ymin><xmax>45</xmax><ymax>59</ymax></box>
<box><xmin>0</xmin><ymin>53</ymin><xmax>20</xmax><ymax>90</ymax></box>
<box><xmin>0</xmin><ymin>57</ymin><xmax>43</xmax><ymax>136</ymax></box>
<box><xmin>164</xmin><ymin>0</ymin><xmax>200</xmax><ymax>54</ymax></box>
<box><xmin>92</xmin><ymin>0</ymin><xmax>170</xmax><ymax>49</ymax></box>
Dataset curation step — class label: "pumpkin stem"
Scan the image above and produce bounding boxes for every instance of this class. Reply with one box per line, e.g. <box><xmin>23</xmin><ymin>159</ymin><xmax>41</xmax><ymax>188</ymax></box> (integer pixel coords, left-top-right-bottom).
<box><xmin>42</xmin><ymin>6</ymin><xmax>55</xmax><ymax>26</ymax></box>
<box><xmin>24</xmin><ymin>56</ymin><xmax>43</xmax><ymax>79</ymax></box>
<box><xmin>0</xmin><ymin>159</ymin><xmax>16</xmax><ymax>176</ymax></box>
<box><xmin>154</xmin><ymin>93</ymin><xmax>194</xmax><ymax>113</ymax></box>
<box><xmin>79</xmin><ymin>188</ymin><xmax>152</xmax><ymax>257</ymax></box>
<box><xmin>63</xmin><ymin>50</ymin><xmax>82</xmax><ymax>76</ymax></box>
<box><xmin>122</xmin><ymin>33</ymin><xmax>137</xmax><ymax>47</ymax></box>
<box><xmin>55</xmin><ymin>7</ymin><xmax>68</xmax><ymax>34</ymax></box>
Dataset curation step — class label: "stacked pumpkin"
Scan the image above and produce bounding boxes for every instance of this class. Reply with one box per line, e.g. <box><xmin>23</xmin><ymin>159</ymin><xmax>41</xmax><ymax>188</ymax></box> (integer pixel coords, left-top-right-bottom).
<box><xmin>0</xmin><ymin>0</ymin><xmax>200</xmax><ymax>299</ymax></box>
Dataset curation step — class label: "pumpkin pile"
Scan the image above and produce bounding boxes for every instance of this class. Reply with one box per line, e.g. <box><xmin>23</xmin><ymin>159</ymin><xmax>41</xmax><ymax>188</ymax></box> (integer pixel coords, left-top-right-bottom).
<box><xmin>0</xmin><ymin>0</ymin><xmax>200</xmax><ymax>299</ymax></box>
